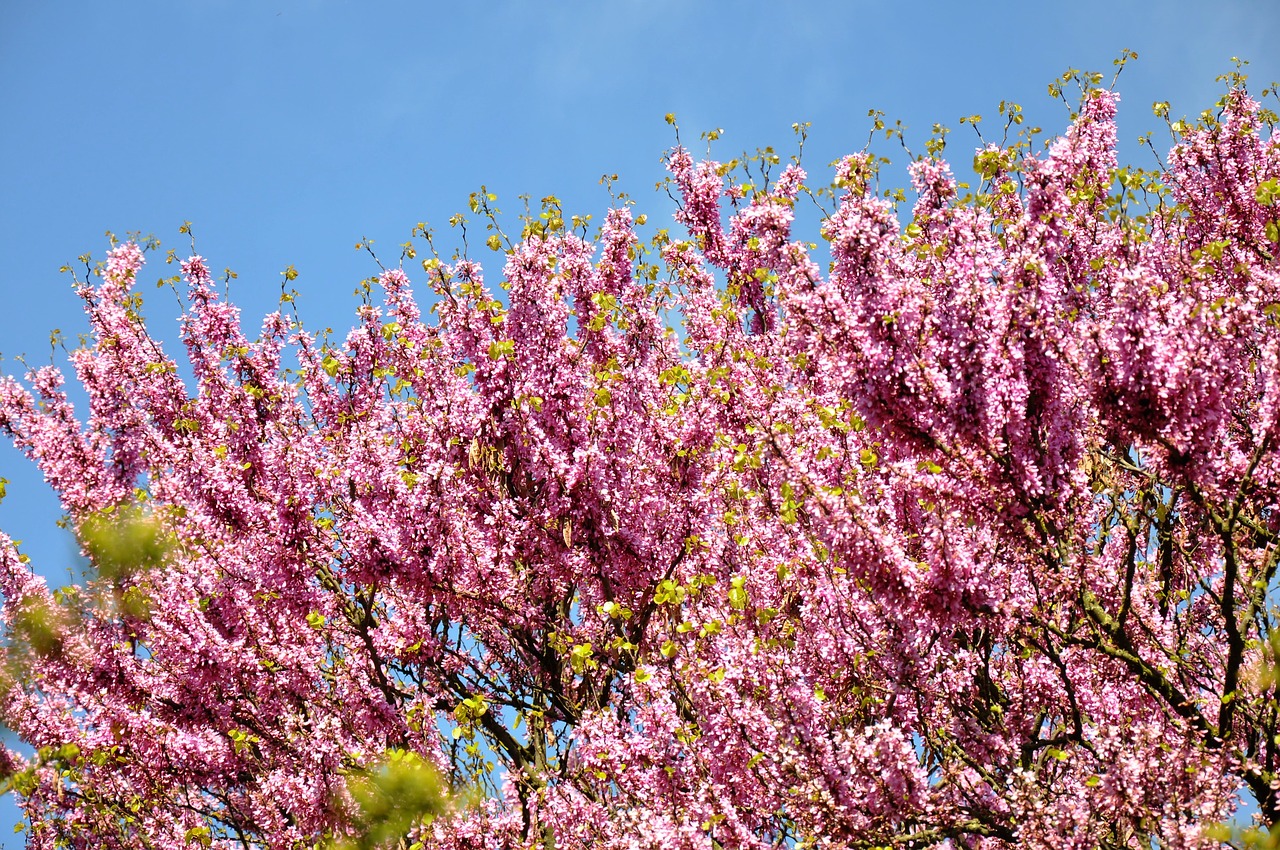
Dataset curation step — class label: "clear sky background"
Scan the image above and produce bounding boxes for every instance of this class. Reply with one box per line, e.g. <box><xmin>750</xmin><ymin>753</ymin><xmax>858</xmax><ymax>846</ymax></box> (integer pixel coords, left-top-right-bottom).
<box><xmin>1</xmin><ymin>1</ymin><xmax>1279</xmax><ymax>841</ymax></box>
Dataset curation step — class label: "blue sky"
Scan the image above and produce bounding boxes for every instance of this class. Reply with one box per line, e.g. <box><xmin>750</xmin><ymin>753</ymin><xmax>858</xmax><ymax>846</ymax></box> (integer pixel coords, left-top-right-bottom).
<box><xmin>1</xmin><ymin>0</ymin><xmax>1279</xmax><ymax>841</ymax></box>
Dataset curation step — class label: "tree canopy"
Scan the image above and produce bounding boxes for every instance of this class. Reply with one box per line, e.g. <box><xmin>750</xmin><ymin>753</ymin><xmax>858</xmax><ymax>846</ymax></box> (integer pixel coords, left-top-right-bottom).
<box><xmin>3</xmin><ymin>70</ymin><xmax>1280</xmax><ymax>849</ymax></box>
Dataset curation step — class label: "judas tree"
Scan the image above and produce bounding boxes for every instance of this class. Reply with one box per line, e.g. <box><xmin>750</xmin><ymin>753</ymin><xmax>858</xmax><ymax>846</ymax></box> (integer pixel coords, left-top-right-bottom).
<box><xmin>2</xmin><ymin>68</ymin><xmax>1280</xmax><ymax>849</ymax></box>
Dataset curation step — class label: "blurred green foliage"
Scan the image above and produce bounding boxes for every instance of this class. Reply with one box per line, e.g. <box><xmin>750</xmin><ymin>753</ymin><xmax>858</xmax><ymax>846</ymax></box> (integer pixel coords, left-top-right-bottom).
<box><xmin>330</xmin><ymin>749</ymin><xmax>450</xmax><ymax>850</ymax></box>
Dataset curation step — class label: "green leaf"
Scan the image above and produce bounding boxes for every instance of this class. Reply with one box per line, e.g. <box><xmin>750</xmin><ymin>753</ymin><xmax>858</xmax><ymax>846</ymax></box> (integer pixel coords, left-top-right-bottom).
<box><xmin>655</xmin><ymin>579</ymin><xmax>687</xmax><ymax>606</ymax></box>
<box><xmin>184</xmin><ymin>825</ymin><xmax>213</xmax><ymax>847</ymax></box>
<box><xmin>1257</xmin><ymin>178</ymin><xmax>1280</xmax><ymax>206</ymax></box>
